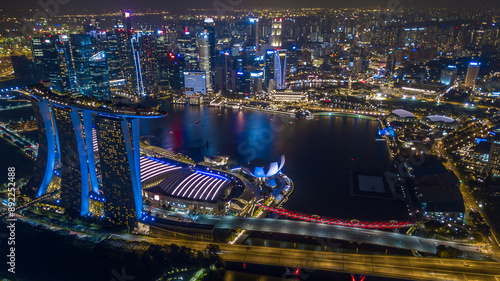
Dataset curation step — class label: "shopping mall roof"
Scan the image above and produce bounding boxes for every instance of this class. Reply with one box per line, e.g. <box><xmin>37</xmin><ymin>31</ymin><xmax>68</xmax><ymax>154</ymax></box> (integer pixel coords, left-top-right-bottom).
<box><xmin>154</xmin><ymin>168</ymin><xmax>230</xmax><ymax>202</ymax></box>
<box><xmin>140</xmin><ymin>156</ymin><xmax>182</xmax><ymax>183</ymax></box>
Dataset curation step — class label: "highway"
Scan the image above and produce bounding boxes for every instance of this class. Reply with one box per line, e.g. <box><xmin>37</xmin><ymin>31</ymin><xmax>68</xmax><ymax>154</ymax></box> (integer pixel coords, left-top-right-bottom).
<box><xmin>195</xmin><ymin>215</ymin><xmax>488</xmax><ymax>258</ymax></box>
<box><xmin>0</xmin><ymin>190</ymin><xmax>60</xmax><ymax>219</ymax></box>
<box><xmin>435</xmin><ymin>125</ymin><xmax>500</xmax><ymax>261</ymax></box>
<box><xmin>110</xmin><ymin>233</ymin><xmax>500</xmax><ymax>281</ymax></box>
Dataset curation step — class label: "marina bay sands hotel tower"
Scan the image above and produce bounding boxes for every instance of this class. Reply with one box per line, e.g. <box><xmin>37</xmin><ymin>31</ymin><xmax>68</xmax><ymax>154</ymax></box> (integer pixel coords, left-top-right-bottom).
<box><xmin>25</xmin><ymin>84</ymin><xmax>163</xmax><ymax>227</ymax></box>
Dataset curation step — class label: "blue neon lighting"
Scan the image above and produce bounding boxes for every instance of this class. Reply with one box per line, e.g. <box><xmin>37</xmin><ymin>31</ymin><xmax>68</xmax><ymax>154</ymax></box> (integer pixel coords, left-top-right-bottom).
<box><xmin>122</xmin><ymin>120</ymin><xmax>143</xmax><ymax>220</ymax></box>
<box><xmin>36</xmin><ymin>101</ymin><xmax>56</xmax><ymax>197</ymax></box>
<box><xmin>195</xmin><ymin>170</ymin><xmax>229</xmax><ymax>181</ymax></box>
<box><xmin>70</xmin><ymin>111</ymin><xmax>90</xmax><ymax>216</ymax></box>
<box><xmin>83</xmin><ymin>111</ymin><xmax>99</xmax><ymax>194</ymax></box>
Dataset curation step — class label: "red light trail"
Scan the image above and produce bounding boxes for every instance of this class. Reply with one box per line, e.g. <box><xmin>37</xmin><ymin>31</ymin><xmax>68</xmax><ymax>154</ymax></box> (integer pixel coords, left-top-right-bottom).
<box><xmin>257</xmin><ymin>205</ymin><xmax>416</xmax><ymax>230</ymax></box>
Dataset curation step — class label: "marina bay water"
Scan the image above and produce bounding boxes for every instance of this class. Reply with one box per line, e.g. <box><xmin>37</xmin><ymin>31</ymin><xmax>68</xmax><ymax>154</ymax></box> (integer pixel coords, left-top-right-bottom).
<box><xmin>141</xmin><ymin>103</ymin><xmax>408</xmax><ymax>221</ymax></box>
<box><xmin>0</xmin><ymin>96</ymin><xmax>407</xmax><ymax>220</ymax></box>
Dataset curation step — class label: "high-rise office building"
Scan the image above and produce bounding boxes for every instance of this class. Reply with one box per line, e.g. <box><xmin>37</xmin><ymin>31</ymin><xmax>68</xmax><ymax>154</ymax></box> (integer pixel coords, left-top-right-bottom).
<box><xmin>178</xmin><ymin>29</ymin><xmax>199</xmax><ymax>70</ymax></box>
<box><xmin>115</xmin><ymin>12</ymin><xmax>136</xmax><ymax>95</ymax></box>
<box><xmin>440</xmin><ymin>65</ymin><xmax>458</xmax><ymax>86</ymax></box>
<box><xmin>464</xmin><ymin>62</ymin><xmax>480</xmax><ymax>88</ymax></box>
<box><xmin>271</xmin><ymin>18</ymin><xmax>282</xmax><ymax>48</ymax></box>
<box><xmin>130</xmin><ymin>32</ymin><xmax>146</xmax><ymax>96</ymax></box>
<box><xmin>88</xmin><ymin>51</ymin><xmax>111</xmax><ymax>100</ymax></box>
<box><xmin>274</xmin><ymin>49</ymin><xmax>287</xmax><ymax>90</ymax></box>
<box><xmin>70</xmin><ymin>34</ymin><xmax>95</xmax><ymax>95</ymax></box>
<box><xmin>10</xmin><ymin>55</ymin><xmax>39</xmax><ymax>84</ymax></box>
<box><xmin>155</xmin><ymin>29</ymin><xmax>170</xmax><ymax>94</ymax></box>
<box><xmin>103</xmin><ymin>31</ymin><xmax>124</xmax><ymax>85</ymax></box>
<box><xmin>31</xmin><ymin>35</ymin><xmax>73</xmax><ymax>93</ymax></box>
<box><xmin>166</xmin><ymin>52</ymin><xmax>185</xmax><ymax>92</ymax></box>
<box><xmin>198</xmin><ymin>32</ymin><xmax>212</xmax><ymax>90</ymax></box>
<box><xmin>249</xmin><ymin>17</ymin><xmax>260</xmax><ymax>54</ymax></box>
<box><xmin>250</xmin><ymin>72</ymin><xmax>263</xmax><ymax>94</ymax></box>
<box><xmin>133</xmin><ymin>31</ymin><xmax>160</xmax><ymax>97</ymax></box>
<box><xmin>203</xmin><ymin>18</ymin><xmax>216</xmax><ymax>73</ymax></box>
<box><xmin>184</xmin><ymin>71</ymin><xmax>207</xmax><ymax>95</ymax></box>
<box><xmin>264</xmin><ymin>50</ymin><xmax>275</xmax><ymax>86</ymax></box>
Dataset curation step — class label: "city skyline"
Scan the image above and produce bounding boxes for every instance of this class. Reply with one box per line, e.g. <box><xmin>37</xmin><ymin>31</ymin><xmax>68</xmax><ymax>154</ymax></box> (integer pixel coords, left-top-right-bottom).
<box><xmin>2</xmin><ymin>0</ymin><xmax>500</xmax><ymax>15</ymax></box>
<box><xmin>1</xmin><ymin>3</ymin><xmax>500</xmax><ymax>281</ymax></box>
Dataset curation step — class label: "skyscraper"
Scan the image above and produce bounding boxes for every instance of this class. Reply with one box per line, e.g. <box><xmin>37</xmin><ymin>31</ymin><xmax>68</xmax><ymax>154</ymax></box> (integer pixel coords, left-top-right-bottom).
<box><xmin>10</xmin><ymin>55</ymin><xmax>39</xmax><ymax>84</ymax></box>
<box><xmin>95</xmin><ymin>116</ymin><xmax>142</xmax><ymax>227</ymax></box>
<box><xmin>264</xmin><ymin>50</ymin><xmax>275</xmax><ymax>87</ymax></box>
<box><xmin>166</xmin><ymin>52</ymin><xmax>185</xmax><ymax>92</ymax></box>
<box><xmin>155</xmin><ymin>29</ymin><xmax>169</xmax><ymax>94</ymax></box>
<box><xmin>131</xmin><ymin>32</ymin><xmax>146</xmax><ymax>96</ymax></box>
<box><xmin>31</xmin><ymin>35</ymin><xmax>73</xmax><ymax>93</ymax></box>
<box><xmin>274</xmin><ymin>49</ymin><xmax>287</xmax><ymax>90</ymax></box>
<box><xmin>115</xmin><ymin>12</ymin><xmax>136</xmax><ymax>95</ymax></box>
<box><xmin>178</xmin><ymin>29</ymin><xmax>199</xmax><ymax>71</ymax></box>
<box><xmin>271</xmin><ymin>18</ymin><xmax>282</xmax><ymax>48</ymax></box>
<box><xmin>70</xmin><ymin>34</ymin><xmax>95</xmax><ymax>95</ymax></box>
<box><xmin>198</xmin><ymin>31</ymin><xmax>212</xmax><ymax>90</ymax></box>
<box><xmin>88</xmin><ymin>51</ymin><xmax>111</xmax><ymax>100</ymax></box>
<box><xmin>103</xmin><ymin>31</ymin><xmax>124</xmax><ymax>85</ymax></box>
<box><xmin>184</xmin><ymin>71</ymin><xmax>207</xmax><ymax>95</ymax></box>
<box><xmin>464</xmin><ymin>62</ymin><xmax>480</xmax><ymax>88</ymax></box>
<box><xmin>26</xmin><ymin>85</ymin><xmax>163</xmax><ymax>227</ymax></box>
<box><xmin>25</xmin><ymin>98</ymin><xmax>56</xmax><ymax>198</ymax></box>
<box><xmin>440</xmin><ymin>65</ymin><xmax>458</xmax><ymax>86</ymax></box>
<box><xmin>249</xmin><ymin>17</ymin><xmax>260</xmax><ymax>54</ymax></box>
<box><xmin>203</xmin><ymin>18</ymin><xmax>216</xmax><ymax>74</ymax></box>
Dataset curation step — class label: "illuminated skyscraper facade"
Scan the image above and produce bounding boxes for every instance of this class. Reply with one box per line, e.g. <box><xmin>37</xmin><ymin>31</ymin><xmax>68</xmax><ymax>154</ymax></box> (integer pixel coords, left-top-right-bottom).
<box><xmin>95</xmin><ymin>116</ymin><xmax>142</xmax><ymax>227</ymax></box>
<box><xmin>249</xmin><ymin>17</ymin><xmax>260</xmax><ymax>54</ymax></box>
<box><xmin>203</xmin><ymin>18</ymin><xmax>216</xmax><ymax>75</ymax></box>
<box><xmin>264</xmin><ymin>50</ymin><xmax>275</xmax><ymax>86</ymax></box>
<box><xmin>440</xmin><ymin>65</ymin><xmax>458</xmax><ymax>86</ymax></box>
<box><xmin>464</xmin><ymin>62</ymin><xmax>480</xmax><ymax>88</ymax></box>
<box><xmin>25</xmin><ymin>98</ymin><xmax>56</xmax><ymax>198</ymax></box>
<box><xmin>271</xmin><ymin>18</ymin><xmax>282</xmax><ymax>48</ymax></box>
<box><xmin>31</xmin><ymin>35</ymin><xmax>73</xmax><ymax>93</ymax></box>
<box><xmin>26</xmin><ymin>85</ymin><xmax>162</xmax><ymax>227</ymax></box>
<box><xmin>274</xmin><ymin>49</ymin><xmax>287</xmax><ymax>90</ymax></box>
<box><xmin>53</xmin><ymin>106</ymin><xmax>90</xmax><ymax>216</ymax></box>
<box><xmin>198</xmin><ymin>32</ymin><xmax>212</xmax><ymax>90</ymax></box>
<box><xmin>178</xmin><ymin>30</ymin><xmax>199</xmax><ymax>70</ymax></box>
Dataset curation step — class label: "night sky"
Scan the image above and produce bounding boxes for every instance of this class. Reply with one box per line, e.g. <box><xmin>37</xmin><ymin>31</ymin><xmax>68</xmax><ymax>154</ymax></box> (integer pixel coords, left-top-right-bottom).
<box><xmin>2</xmin><ymin>0</ymin><xmax>500</xmax><ymax>15</ymax></box>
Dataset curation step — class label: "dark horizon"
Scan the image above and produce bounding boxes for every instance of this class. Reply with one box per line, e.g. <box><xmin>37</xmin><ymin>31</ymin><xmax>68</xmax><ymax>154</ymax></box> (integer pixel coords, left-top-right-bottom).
<box><xmin>1</xmin><ymin>0</ymin><xmax>500</xmax><ymax>16</ymax></box>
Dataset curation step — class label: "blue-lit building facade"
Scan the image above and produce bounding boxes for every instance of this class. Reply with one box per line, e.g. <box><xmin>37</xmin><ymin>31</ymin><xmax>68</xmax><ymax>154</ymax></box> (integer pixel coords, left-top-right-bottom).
<box><xmin>440</xmin><ymin>65</ymin><xmax>457</xmax><ymax>86</ymax></box>
<box><xmin>31</xmin><ymin>35</ymin><xmax>74</xmax><ymax>93</ymax></box>
<box><xmin>26</xmin><ymin>85</ymin><xmax>163</xmax><ymax>227</ymax></box>
<box><xmin>184</xmin><ymin>71</ymin><xmax>207</xmax><ymax>95</ymax></box>
<box><xmin>274</xmin><ymin>49</ymin><xmax>287</xmax><ymax>90</ymax></box>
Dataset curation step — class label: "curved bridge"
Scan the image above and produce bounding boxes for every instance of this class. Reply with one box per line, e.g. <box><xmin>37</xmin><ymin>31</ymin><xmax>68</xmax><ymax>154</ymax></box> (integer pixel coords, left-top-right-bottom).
<box><xmin>258</xmin><ymin>205</ymin><xmax>416</xmax><ymax>230</ymax></box>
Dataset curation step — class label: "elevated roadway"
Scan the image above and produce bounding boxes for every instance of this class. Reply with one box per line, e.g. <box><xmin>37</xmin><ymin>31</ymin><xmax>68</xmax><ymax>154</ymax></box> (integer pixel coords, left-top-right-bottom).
<box><xmin>110</xmin><ymin>233</ymin><xmax>500</xmax><ymax>281</ymax></box>
<box><xmin>195</xmin><ymin>215</ymin><xmax>488</xmax><ymax>258</ymax></box>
